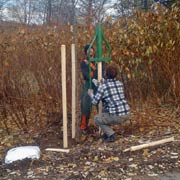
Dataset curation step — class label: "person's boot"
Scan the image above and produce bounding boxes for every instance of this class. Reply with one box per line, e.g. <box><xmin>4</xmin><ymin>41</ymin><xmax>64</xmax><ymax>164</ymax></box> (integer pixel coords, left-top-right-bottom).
<box><xmin>104</xmin><ymin>134</ymin><xmax>116</xmax><ymax>142</ymax></box>
<box><xmin>80</xmin><ymin>115</ymin><xmax>87</xmax><ymax>133</ymax></box>
<box><xmin>101</xmin><ymin>133</ymin><xmax>108</xmax><ymax>141</ymax></box>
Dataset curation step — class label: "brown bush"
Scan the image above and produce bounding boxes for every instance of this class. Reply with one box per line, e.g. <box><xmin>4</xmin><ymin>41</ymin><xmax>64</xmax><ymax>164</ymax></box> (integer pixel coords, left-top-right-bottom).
<box><xmin>107</xmin><ymin>5</ymin><xmax>180</xmax><ymax>104</ymax></box>
<box><xmin>0</xmin><ymin>5</ymin><xmax>180</xmax><ymax>132</ymax></box>
<box><xmin>0</xmin><ymin>25</ymin><xmax>74</xmax><ymax>131</ymax></box>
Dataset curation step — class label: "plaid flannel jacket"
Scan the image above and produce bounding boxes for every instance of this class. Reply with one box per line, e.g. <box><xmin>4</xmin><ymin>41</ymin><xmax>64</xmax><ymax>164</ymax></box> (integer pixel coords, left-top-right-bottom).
<box><xmin>92</xmin><ymin>79</ymin><xmax>130</xmax><ymax>116</ymax></box>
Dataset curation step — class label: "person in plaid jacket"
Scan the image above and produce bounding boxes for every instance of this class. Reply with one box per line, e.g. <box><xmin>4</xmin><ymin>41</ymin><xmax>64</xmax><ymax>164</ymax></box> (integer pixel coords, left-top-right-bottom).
<box><xmin>88</xmin><ymin>64</ymin><xmax>130</xmax><ymax>142</ymax></box>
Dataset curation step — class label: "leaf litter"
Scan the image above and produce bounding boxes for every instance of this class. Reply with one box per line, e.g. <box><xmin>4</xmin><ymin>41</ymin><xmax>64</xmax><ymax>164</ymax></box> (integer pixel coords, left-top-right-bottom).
<box><xmin>0</xmin><ymin>103</ymin><xmax>180</xmax><ymax>180</ymax></box>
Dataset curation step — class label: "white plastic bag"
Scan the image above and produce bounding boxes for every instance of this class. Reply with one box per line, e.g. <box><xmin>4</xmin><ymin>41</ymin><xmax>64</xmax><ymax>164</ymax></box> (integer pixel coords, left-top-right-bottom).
<box><xmin>5</xmin><ymin>146</ymin><xmax>40</xmax><ymax>164</ymax></box>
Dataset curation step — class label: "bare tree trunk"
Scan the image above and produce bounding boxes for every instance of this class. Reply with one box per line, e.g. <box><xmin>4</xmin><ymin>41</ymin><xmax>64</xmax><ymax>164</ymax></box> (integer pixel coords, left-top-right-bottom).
<box><xmin>27</xmin><ymin>0</ymin><xmax>32</xmax><ymax>24</ymax></box>
<box><xmin>47</xmin><ymin>0</ymin><xmax>52</xmax><ymax>24</ymax></box>
<box><xmin>0</xmin><ymin>0</ymin><xmax>9</xmax><ymax>20</ymax></box>
<box><xmin>87</xmin><ymin>0</ymin><xmax>93</xmax><ymax>25</ymax></box>
<box><xmin>23</xmin><ymin>0</ymin><xmax>27</xmax><ymax>24</ymax></box>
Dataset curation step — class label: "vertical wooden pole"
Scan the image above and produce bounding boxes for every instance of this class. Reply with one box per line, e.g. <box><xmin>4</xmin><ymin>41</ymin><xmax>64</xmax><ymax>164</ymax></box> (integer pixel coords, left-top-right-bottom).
<box><xmin>98</xmin><ymin>62</ymin><xmax>102</xmax><ymax>134</ymax></box>
<box><xmin>71</xmin><ymin>43</ymin><xmax>76</xmax><ymax>139</ymax></box>
<box><xmin>61</xmin><ymin>45</ymin><xmax>68</xmax><ymax>148</ymax></box>
<box><xmin>98</xmin><ymin>62</ymin><xmax>102</xmax><ymax>112</ymax></box>
<box><xmin>98</xmin><ymin>63</ymin><xmax>102</xmax><ymax>87</ymax></box>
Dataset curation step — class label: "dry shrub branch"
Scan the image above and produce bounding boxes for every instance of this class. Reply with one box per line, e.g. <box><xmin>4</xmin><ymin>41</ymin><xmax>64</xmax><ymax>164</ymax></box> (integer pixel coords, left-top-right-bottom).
<box><xmin>0</xmin><ymin>5</ymin><xmax>180</xmax><ymax>133</ymax></box>
<box><xmin>107</xmin><ymin>4</ymin><xmax>180</xmax><ymax>104</ymax></box>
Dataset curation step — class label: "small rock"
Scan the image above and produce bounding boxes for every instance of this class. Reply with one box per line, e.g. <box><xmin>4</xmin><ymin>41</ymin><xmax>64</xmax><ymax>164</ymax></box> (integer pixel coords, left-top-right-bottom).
<box><xmin>27</xmin><ymin>171</ymin><xmax>33</xmax><ymax>176</ymax></box>
<box><xmin>85</xmin><ymin>161</ymin><xmax>91</xmax><ymax>165</ymax></box>
<box><xmin>148</xmin><ymin>173</ymin><xmax>158</xmax><ymax>176</ymax></box>
<box><xmin>43</xmin><ymin>172</ymin><xmax>48</xmax><ymax>176</ymax></box>
<box><xmin>129</xmin><ymin>164</ymin><xmax>138</xmax><ymax>168</ymax></box>
<box><xmin>148</xmin><ymin>165</ymin><xmax>154</xmax><ymax>169</ymax></box>
<box><xmin>9</xmin><ymin>171</ymin><xmax>17</xmax><ymax>175</ymax></box>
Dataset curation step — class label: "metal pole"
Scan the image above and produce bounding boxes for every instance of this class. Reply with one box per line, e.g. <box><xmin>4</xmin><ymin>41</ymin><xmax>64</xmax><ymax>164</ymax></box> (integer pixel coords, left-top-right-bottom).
<box><xmin>96</xmin><ymin>24</ymin><xmax>103</xmax><ymax>59</ymax></box>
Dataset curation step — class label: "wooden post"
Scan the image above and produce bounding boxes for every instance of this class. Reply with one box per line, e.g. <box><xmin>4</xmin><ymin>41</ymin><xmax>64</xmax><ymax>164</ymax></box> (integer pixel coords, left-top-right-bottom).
<box><xmin>123</xmin><ymin>137</ymin><xmax>174</xmax><ymax>152</ymax></box>
<box><xmin>45</xmin><ymin>148</ymin><xmax>70</xmax><ymax>153</ymax></box>
<box><xmin>97</xmin><ymin>63</ymin><xmax>102</xmax><ymax>81</ymax></box>
<box><xmin>98</xmin><ymin>62</ymin><xmax>102</xmax><ymax>112</ymax></box>
<box><xmin>98</xmin><ymin>62</ymin><xmax>102</xmax><ymax>134</ymax></box>
<box><xmin>71</xmin><ymin>44</ymin><xmax>76</xmax><ymax>139</ymax></box>
<box><xmin>61</xmin><ymin>45</ymin><xmax>68</xmax><ymax>148</ymax></box>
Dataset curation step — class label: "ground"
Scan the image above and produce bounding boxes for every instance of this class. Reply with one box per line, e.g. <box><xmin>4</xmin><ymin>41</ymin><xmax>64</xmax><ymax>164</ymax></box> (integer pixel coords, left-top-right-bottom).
<box><xmin>0</xmin><ymin>103</ymin><xmax>180</xmax><ymax>180</ymax></box>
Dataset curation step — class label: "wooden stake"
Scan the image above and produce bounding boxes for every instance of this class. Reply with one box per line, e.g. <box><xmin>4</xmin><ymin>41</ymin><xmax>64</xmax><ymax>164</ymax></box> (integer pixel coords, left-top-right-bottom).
<box><xmin>123</xmin><ymin>137</ymin><xmax>174</xmax><ymax>152</ymax></box>
<box><xmin>71</xmin><ymin>44</ymin><xmax>76</xmax><ymax>139</ymax></box>
<box><xmin>45</xmin><ymin>148</ymin><xmax>70</xmax><ymax>153</ymax></box>
<box><xmin>97</xmin><ymin>62</ymin><xmax>102</xmax><ymax>89</ymax></box>
<box><xmin>61</xmin><ymin>45</ymin><xmax>68</xmax><ymax>148</ymax></box>
<box><xmin>98</xmin><ymin>62</ymin><xmax>102</xmax><ymax>134</ymax></box>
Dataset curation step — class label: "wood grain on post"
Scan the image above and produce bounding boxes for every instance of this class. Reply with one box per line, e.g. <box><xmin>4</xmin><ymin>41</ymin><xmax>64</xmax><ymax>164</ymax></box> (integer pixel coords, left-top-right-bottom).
<box><xmin>61</xmin><ymin>45</ymin><xmax>68</xmax><ymax>148</ymax></box>
<box><xmin>71</xmin><ymin>44</ymin><xmax>76</xmax><ymax>139</ymax></box>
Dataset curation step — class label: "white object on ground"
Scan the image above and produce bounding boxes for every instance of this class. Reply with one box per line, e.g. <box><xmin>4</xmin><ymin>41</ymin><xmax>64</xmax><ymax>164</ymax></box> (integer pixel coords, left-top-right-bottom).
<box><xmin>5</xmin><ymin>146</ymin><xmax>40</xmax><ymax>164</ymax></box>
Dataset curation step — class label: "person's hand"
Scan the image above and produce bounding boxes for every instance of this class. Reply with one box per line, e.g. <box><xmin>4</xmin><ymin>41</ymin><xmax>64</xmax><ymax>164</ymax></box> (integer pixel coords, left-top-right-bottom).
<box><xmin>100</xmin><ymin>78</ymin><xmax>105</xmax><ymax>84</ymax></box>
<box><xmin>92</xmin><ymin>79</ymin><xmax>99</xmax><ymax>87</ymax></box>
<box><xmin>84</xmin><ymin>59</ymin><xmax>88</xmax><ymax>64</ymax></box>
<box><xmin>87</xmin><ymin>89</ymin><xmax>94</xmax><ymax>98</ymax></box>
<box><xmin>90</xmin><ymin>72</ymin><xmax>94</xmax><ymax>77</ymax></box>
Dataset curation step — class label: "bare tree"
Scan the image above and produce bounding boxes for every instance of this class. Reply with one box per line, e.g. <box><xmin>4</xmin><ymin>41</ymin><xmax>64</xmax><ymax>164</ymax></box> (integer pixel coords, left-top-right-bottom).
<box><xmin>113</xmin><ymin>0</ymin><xmax>154</xmax><ymax>17</ymax></box>
<box><xmin>53</xmin><ymin>0</ymin><xmax>78</xmax><ymax>24</ymax></box>
<box><xmin>0</xmin><ymin>0</ymin><xmax>11</xmax><ymax>20</ymax></box>
<box><xmin>0</xmin><ymin>0</ymin><xmax>10</xmax><ymax>10</ymax></box>
<box><xmin>6</xmin><ymin>0</ymin><xmax>41</xmax><ymax>24</ymax></box>
<box><xmin>2</xmin><ymin>0</ymin><xmax>115</xmax><ymax>25</ymax></box>
<box><xmin>154</xmin><ymin>0</ymin><xmax>180</xmax><ymax>8</ymax></box>
<box><xmin>41</xmin><ymin>0</ymin><xmax>78</xmax><ymax>24</ymax></box>
<box><xmin>46</xmin><ymin>0</ymin><xmax>52</xmax><ymax>24</ymax></box>
<box><xmin>77</xmin><ymin>0</ymin><xmax>114</xmax><ymax>24</ymax></box>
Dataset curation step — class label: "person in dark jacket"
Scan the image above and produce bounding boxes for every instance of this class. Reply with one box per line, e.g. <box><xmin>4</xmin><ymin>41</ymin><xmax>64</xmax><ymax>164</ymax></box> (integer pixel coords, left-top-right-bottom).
<box><xmin>88</xmin><ymin>64</ymin><xmax>130</xmax><ymax>142</ymax></box>
<box><xmin>80</xmin><ymin>45</ymin><xmax>98</xmax><ymax>132</ymax></box>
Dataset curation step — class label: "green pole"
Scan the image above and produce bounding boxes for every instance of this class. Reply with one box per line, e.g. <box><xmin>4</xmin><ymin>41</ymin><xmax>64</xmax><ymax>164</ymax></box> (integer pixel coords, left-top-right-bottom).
<box><xmin>88</xmin><ymin>23</ymin><xmax>111</xmax><ymax>88</ymax></box>
<box><xmin>96</xmin><ymin>24</ymin><xmax>103</xmax><ymax>60</ymax></box>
